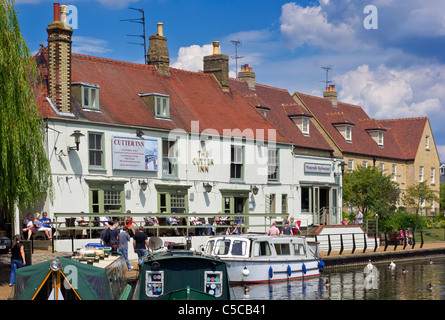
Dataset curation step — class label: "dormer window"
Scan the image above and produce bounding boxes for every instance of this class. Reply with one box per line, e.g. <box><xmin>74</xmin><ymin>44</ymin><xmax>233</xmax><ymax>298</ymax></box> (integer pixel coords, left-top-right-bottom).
<box><xmin>256</xmin><ymin>106</ymin><xmax>270</xmax><ymax>117</ymax></box>
<box><xmin>365</xmin><ymin>129</ymin><xmax>386</xmax><ymax>147</ymax></box>
<box><xmin>72</xmin><ymin>82</ymin><xmax>100</xmax><ymax>110</ymax></box>
<box><xmin>332</xmin><ymin>122</ymin><xmax>354</xmax><ymax>142</ymax></box>
<box><xmin>139</xmin><ymin>93</ymin><xmax>170</xmax><ymax>119</ymax></box>
<box><xmin>289</xmin><ymin>114</ymin><xmax>312</xmax><ymax>136</ymax></box>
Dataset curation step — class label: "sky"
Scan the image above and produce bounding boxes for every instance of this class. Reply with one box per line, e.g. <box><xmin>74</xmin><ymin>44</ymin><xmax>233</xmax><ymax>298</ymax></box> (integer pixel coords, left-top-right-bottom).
<box><xmin>14</xmin><ymin>0</ymin><xmax>445</xmax><ymax>162</ymax></box>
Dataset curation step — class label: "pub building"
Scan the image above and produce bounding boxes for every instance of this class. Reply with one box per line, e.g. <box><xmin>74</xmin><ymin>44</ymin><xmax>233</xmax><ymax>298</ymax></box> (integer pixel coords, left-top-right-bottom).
<box><xmin>13</xmin><ymin>4</ymin><xmax>343</xmax><ymax>237</ymax></box>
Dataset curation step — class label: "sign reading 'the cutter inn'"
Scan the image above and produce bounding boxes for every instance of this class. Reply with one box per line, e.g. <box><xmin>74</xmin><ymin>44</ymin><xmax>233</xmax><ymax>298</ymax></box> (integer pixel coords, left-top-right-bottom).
<box><xmin>112</xmin><ymin>136</ymin><xmax>158</xmax><ymax>172</ymax></box>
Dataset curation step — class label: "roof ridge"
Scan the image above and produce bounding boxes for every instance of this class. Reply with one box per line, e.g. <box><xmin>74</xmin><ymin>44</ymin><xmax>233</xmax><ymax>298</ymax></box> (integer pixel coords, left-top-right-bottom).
<box><xmin>379</xmin><ymin>117</ymin><xmax>428</xmax><ymax>122</ymax></box>
<box><xmin>296</xmin><ymin>91</ymin><xmax>363</xmax><ymax>108</ymax></box>
<box><xmin>72</xmin><ymin>53</ymin><xmax>213</xmax><ymax>78</ymax></box>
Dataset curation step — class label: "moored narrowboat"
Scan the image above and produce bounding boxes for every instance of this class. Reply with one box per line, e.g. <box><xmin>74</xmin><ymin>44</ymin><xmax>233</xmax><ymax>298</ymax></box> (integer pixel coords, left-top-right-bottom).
<box><xmin>132</xmin><ymin>249</ymin><xmax>231</xmax><ymax>300</ymax></box>
<box><xmin>203</xmin><ymin>234</ymin><xmax>324</xmax><ymax>284</ymax></box>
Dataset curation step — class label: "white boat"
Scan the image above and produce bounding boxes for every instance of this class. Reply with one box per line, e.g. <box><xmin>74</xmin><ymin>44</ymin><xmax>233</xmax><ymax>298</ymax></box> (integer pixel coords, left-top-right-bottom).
<box><xmin>203</xmin><ymin>234</ymin><xmax>324</xmax><ymax>284</ymax></box>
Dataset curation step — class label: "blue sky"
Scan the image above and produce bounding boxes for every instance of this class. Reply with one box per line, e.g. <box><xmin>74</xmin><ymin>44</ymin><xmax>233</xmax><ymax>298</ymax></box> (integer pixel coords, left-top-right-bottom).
<box><xmin>15</xmin><ymin>0</ymin><xmax>445</xmax><ymax>161</ymax></box>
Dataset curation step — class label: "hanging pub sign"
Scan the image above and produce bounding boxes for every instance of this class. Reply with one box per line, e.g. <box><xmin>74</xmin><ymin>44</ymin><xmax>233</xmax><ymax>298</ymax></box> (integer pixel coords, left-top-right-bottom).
<box><xmin>112</xmin><ymin>136</ymin><xmax>158</xmax><ymax>171</ymax></box>
<box><xmin>304</xmin><ymin>162</ymin><xmax>331</xmax><ymax>174</ymax></box>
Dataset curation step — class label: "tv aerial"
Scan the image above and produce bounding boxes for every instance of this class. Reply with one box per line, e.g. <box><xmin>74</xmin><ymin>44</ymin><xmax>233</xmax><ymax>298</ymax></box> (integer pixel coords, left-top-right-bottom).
<box><xmin>120</xmin><ymin>7</ymin><xmax>147</xmax><ymax>64</ymax></box>
<box><xmin>321</xmin><ymin>65</ymin><xmax>333</xmax><ymax>89</ymax></box>
<box><xmin>230</xmin><ymin>39</ymin><xmax>244</xmax><ymax>78</ymax></box>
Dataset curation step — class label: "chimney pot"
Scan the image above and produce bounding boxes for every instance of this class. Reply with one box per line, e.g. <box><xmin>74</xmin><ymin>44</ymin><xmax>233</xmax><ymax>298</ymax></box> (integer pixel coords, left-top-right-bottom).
<box><xmin>157</xmin><ymin>22</ymin><xmax>164</xmax><ymax>36</ymax></box>
<box><xmin>212</xmin><ymin>41</ymin><xmax>220</xmax><ymax>55</ymax></box>
<box><xmin>60</xmin><ymin>5</ymin><xmax>68</xmax><ymax>24</ymax></box>
<box><xmin>53</xmin><ymin>3</ymin><xmax>60</xmax><ymax>21</ymax></box>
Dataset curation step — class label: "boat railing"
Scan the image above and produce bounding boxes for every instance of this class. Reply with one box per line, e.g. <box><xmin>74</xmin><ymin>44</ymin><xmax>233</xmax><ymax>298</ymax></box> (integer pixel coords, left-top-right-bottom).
<box><xmin>51</xmin><ymin>212</ymin><xmax>312</xmax><ymax>239</ymax></box>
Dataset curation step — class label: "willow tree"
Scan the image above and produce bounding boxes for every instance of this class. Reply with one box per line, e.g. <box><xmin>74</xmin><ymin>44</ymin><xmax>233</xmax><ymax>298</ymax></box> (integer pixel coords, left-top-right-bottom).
<box><xmin>0</xmin><ymin>1</ymin><xmax>52</xmax><ymax>223</ymax></box>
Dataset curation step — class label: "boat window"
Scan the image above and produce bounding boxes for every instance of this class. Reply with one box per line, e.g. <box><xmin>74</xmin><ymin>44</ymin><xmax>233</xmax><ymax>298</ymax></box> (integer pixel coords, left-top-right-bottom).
<box><xmin>231</xmin><ymin>240</ymin><xmax>247</xmax><ymax>256</ymax></box>
<box><xmin>205</xmin><ymin>240</ymin><xmax>215</xmax><ymax>255</ymax></box>
<box><xmin>274</xmin><ymin>243</ymin><xmax>291</xmax><ymax>255</ymax></box>
<box><xmin>253</xmin><ymin>241</ymin><xmax>271</xmax><ymax>257</ymax></box>
<box><xmin>293</xmin><ymin>243</ymin><xmax>306</xmax><ymax>256</ymax></box>
<box><xmin>145</xmin><ymin>271</ymin><xmax>164</xmax><ymax>297</ymax></box>
<box><xmin>215</xmin><ymin>239</ymin><xmax>230</xmax><ymax>255</ymax></box>
<box><xmin>204</xmin><ymin>271</ymin><xmax>223</xmax><ymax>297</ymax></box>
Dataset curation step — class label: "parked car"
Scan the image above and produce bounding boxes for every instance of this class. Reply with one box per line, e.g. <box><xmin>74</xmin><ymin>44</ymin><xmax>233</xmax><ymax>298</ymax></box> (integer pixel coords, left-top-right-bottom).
<box><xmin>0</xmin><ymin>236</ymin><xmax>11</xmax><ymax>254</ymax></box>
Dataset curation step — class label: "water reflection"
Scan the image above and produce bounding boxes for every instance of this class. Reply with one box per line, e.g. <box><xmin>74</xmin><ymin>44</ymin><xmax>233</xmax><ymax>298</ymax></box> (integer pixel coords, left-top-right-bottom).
<box><xmin>231</xmin><ymin>257</ymin><xmax>445</xmax><ymax>300</ymax></box>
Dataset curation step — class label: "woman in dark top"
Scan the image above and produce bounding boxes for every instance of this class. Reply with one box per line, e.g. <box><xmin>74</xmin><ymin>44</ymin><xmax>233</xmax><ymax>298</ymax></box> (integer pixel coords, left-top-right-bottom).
<box><xmin>10</xmin><ymin>234</ymin><xmax>26</xmax><ymax>286</ymax></box>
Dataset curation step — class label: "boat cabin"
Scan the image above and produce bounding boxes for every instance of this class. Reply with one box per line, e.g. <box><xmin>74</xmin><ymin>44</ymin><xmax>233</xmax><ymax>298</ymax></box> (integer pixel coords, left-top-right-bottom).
<box><xmin>204</xmin><ymin>235</ymin><xmax>309</xmax><ymax>260</ymax></box>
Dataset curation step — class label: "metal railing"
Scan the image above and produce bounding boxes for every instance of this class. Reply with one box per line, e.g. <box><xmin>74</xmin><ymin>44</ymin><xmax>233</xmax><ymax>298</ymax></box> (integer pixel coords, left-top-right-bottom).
<box><xmin>51</xmin><ymin>212</ymin><xmax>312</xmax><ymax>239</ymax></box>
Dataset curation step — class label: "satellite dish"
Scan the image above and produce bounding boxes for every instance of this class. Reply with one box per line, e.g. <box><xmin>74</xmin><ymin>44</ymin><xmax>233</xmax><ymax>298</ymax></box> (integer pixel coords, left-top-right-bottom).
<box><xmin>149</xmin><ymin>236</ymin><xmax>163</xmax><ymax>250</ymax></box>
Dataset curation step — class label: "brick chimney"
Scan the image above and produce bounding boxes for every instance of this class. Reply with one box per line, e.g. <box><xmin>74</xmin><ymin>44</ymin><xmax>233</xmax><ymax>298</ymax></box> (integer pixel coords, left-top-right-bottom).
<box><xmin>238</xmin><ymin>64</ymin><xmax>255</xmax><ymax>89</ymax></box>
<box><xmin>147</xmin><ymin>22</ymin><xmax>170</xmax><ymax>75</ymax></box>
<box><xmin>203</xmin><ymin>41</ymin><xmax>229</xmax><ymax>92</ymax></box>
<box><xmin>323</xmin><ymin>84</ymin><xmax>337</xmax><ymax>107</ymax></box>
<box><xmin>46</xmin><ymin>3</ymin><xmax>73</xmax><ymax>113</ymax></box>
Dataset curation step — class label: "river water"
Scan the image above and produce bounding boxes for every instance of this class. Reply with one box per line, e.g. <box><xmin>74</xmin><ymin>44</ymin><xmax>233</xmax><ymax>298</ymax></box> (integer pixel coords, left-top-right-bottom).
<box><xmin>230</xmin><ymin>257</ymin><xmax>445</xmax><ymax>300</ymax></box>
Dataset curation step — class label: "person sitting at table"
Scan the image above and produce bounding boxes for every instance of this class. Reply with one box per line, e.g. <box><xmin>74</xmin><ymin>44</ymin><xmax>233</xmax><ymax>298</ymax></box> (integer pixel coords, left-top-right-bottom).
<box><xmin>167</xmin><ymin>215</ymin><xmax>183</xmax><ymax>236</ymax></box>
<box><xmin>40</xmin><ymin>211</ymin><xmax>51</xmax><ymax>228</ymax></box>
<box><xmin>76</xmin><ymin>213</ymin><xmax>89</xmax><ymax>238</ymax></box>
<box><xmin>190</xmin><ymin>213</ymin><xmax>205</xmax><ymax>236</ymax></box>
<box><xmin>22</xmin><ymin>214</ymin><xmax>35</xmax><ymax>240</ymax></box>
<box><xmin>233</xmin><ymin>214</ymin><xmax>245</xmax><ymax>234</ymax></box>
<box><xmin>144</xmin><ymin>212</ymin><xmax>159</xmax><ymax>226</ymax></box>
<box><xmin>33</xmin><ymin>212</ymin><xmax>52</xmax><ymax>240</ymax></box>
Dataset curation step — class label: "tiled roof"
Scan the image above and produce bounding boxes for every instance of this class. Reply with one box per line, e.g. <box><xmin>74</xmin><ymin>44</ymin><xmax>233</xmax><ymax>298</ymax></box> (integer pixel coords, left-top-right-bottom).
<box><xmin>230</xmin><ymin>79</ymin><xmax>333</xmax><ymax>152</ymax></box>
<box><xmin>34</xmin><ymin>48</ymin><xmax>290</xmax><ymax>144</ymax></box>
<box><xmin>295</xmin><ymin>92</ymin><xmax>426</xmax><ymax>160</ymax></box>
<box><xmin>379</xmin><ymin>117</ymin><xmax>428</xmax><ymax>160</ymax></box>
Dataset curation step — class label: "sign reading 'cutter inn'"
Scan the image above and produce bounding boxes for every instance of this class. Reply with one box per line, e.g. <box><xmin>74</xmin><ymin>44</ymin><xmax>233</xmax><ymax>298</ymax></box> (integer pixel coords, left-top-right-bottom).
<box><xmin>112</xmin><ymin>136</ymin><xmax>158</xmax><ymax>172</ymax></box>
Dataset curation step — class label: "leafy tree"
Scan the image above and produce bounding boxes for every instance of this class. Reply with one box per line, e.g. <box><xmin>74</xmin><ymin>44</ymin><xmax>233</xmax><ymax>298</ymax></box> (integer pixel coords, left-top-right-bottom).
<box><xmin>342</xmin><ymin>165</ymin><xmax>399</xmax><ymax>221</ymax></box>
<box><xmin>0</xmin><ymin>1</ymin><xmax>52</xmax><ymax>223</ymax></box>
<box><xmin>403</xmin><ymin>181</ymin><xmax>438</xmax><ymax>230</ymax></box>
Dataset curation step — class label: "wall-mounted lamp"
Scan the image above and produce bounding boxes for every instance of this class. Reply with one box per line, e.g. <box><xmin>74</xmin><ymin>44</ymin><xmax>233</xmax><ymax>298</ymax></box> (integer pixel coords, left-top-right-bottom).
<box><xmin>136</xmin><ymin>129</ymin><xmax>144</xmax><ymax>137</ymax></box>
<box><xmin>139</xmin><ymin>180</ymin><xmax>148</xmax><ymax>191</ymax></box>
<box><xmin>203</xmin><ymin>182</ymin><xmax>212</xmax><ymax>193</ymax></box>
<box><xmin>68</xmin><ymin>130</ymin><xmax>85</xmax><ymax>153</ymax></box>
<box><xmin>250</xmin><ymin>185</ymin><xmax>259</xmax><ymax>195</ymax></box>
<box><xmin>66</xmin><ymin>176</ymin><xmax>73</xmax><ymax>183</ymax></box>
<box><xmin>338</xmin><ymin>161</ymin><xmax>347</xmax><ymax>175</ymax></box>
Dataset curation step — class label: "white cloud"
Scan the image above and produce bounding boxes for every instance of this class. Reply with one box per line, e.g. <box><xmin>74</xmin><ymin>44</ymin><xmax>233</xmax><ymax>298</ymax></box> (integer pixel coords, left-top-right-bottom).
<box><xmin>72</xmin><ymin>36</ymin><xmax>112</xmax><ymax>54</ymax></box>
<box><xmin>171</xmin><ymin>44</ymin><xmax>213</xmax><ymax>72</ymax></box>
<box><xmin>336</xmin><ymin>64</ymin><xmax>444</xmax><ymax>120</ymax></box>
<box><xmin>279</xmin><ymin>2</ymin><xmax>365</xmax><ymax>52</ymax></box>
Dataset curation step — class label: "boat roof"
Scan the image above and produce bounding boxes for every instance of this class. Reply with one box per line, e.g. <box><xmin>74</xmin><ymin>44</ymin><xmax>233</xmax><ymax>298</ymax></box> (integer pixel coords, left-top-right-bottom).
<box><xmin>208</xmin><ymin>234</ymin><xmax>306</xmax><ymax>242</ymax></box>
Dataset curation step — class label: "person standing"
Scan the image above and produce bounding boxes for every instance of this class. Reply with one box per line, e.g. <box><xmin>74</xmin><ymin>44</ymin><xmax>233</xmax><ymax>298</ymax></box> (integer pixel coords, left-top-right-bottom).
<box><xmin>281</xmin><ymin>220</ymin><xmax>292</xmax><ymax>236</ymax></box>
<box><xmin>355</xmin><ymin>208</ymin><xmax>363</xmax><ymax>225</ymax></box>
<box><xmin>10</xmin><ymin>235</ymin><xmax>26</xmax><ymax>286</ymax></box>
<box><xmin>133</xmin><ymin>227</ymin><xmax>149</xmax><ymax>265</ymax></box>
<box><xmin>267</xmin><ymin>221</ymin><xmax>280</xmax><ymax>236</ymax></box>
<box><xmin>117</xmin><ymin>226</ymin><xmax>133</xmax><ymax>270</ymax></box>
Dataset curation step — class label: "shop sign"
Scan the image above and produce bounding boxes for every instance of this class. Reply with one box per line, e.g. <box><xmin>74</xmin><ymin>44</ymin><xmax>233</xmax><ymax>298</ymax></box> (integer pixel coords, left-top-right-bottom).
<box><xmin>304</xmin><ymin>163</ymin><xmax>331</xmax><ymax>174</ymax></box>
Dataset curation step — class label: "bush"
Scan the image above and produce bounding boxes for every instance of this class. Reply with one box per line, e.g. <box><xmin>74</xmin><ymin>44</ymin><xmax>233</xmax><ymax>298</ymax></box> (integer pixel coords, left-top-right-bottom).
<box><xmin>378</xmin><ymin>208</ymin><xmax>427</xmax><ymax>232</ymax></box>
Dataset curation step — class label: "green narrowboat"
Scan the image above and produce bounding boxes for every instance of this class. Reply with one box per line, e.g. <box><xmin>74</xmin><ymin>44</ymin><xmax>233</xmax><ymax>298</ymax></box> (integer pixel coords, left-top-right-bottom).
<box><xmin>13</xmin><ymin>255</ymin><xmax>131</xmax><ymax>300</ymax></box>
<box><xmin>132</xmin><ymin>250</ymin><xmax>231</xmax><ymax>300</ymax></box>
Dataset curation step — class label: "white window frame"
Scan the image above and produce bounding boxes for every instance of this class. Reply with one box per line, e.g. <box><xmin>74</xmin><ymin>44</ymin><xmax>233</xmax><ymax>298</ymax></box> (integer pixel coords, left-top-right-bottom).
<box><xmin>419</xmin><ymin>166</ymin><xmax>424</xmax><ymax>182</ymax></box>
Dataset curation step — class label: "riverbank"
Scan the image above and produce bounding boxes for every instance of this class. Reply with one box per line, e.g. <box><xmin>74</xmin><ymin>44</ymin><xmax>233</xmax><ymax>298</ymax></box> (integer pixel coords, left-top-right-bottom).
<box><xmin>320</xmin><ymin>241</ymin><xmax>445</xmax><ymax>269</ymax></box>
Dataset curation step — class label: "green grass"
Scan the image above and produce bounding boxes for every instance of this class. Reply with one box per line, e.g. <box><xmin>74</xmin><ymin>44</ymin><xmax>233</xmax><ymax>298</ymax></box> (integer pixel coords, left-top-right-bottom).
<box><xmin>414</xmin><ymin>228</ymin><xmax>445</xmax><ymax>242</ymax></box>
